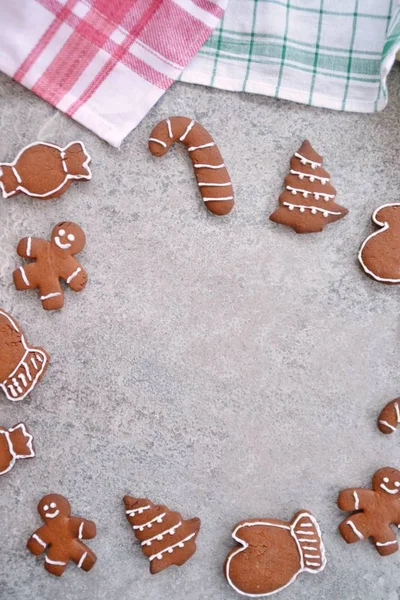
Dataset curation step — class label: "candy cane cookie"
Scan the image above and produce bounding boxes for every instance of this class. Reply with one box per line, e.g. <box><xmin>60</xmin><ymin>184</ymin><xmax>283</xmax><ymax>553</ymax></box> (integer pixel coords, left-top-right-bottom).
<box><xmin>148</xmin><ymin>117</ymin><xmax>234</xmax><ymax>216</ymax></box>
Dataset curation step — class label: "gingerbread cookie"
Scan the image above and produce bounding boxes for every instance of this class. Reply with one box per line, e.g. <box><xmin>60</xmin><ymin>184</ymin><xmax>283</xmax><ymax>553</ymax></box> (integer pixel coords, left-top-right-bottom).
<box><xmin>358</xmin><ymin>204</ymin><xmax>400</xmax><ymax>283</ymax></box>
<box><xmin>149</xmin><ymin>117</ymin><xmax>234</xmax><ymax>216</ymax></box>
<box><xmin>27</xmin><ymin>494</ymin><xmax>97</xmax><ymax>576</ymax></box>
<box><xmin>13</xmin><ymin>222</ymin><xmax>87</xmax><ymax>310</ymax></box>
<box><xmin>224</xmin><ymin>510</ymin><xmax>326</xmax><ymax>597</ymax></box>
<box><xmin>0</xmin><ymin>309</ymin><xmax>49</xmax><ymax>401</ymax></box>
<box><xmin>269</xmin><ymin>140</ymin><xmax>348</xmax><ymax>233</ymax></box>
<box><xmin>0</xmin><ymin>141</ymin><xmax>91</xmax><ymax>199</ymax></box>
<box><xmin>123</xmin><ymin>495</ymin><xmax>200</xmax><ymax>574</ymax></box>
<box><xmin>338</xmin><ymin>467</ymin><xmax>400</xmax><ymax>555</ymax></box>
<box><xmin>0</xmin><ymin>423</ymin><xmax>34</xmax><ymax>475</ymax></box>
<box><xmin>378</xmin><ymin>398</ymin><xmax>400</xmax><ymax>434</ymax></box>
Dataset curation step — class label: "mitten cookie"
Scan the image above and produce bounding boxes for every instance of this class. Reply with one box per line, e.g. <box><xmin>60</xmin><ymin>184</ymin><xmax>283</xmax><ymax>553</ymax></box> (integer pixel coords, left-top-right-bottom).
<box><xmin>27</xmin><ymin>494</ymin><xmax>97</xmax><ymax>576</ymax></box>
<box><xmin>0</xmin><ymin>309</ymin><xmax>49</xmax><ymax>401</ymax></box>
<box><xmin>13</xmin><ymin>222</ymin><xmax>87</xmax><ymax>310</ymax></box>
<box><xmin>378</xmin><ymin>398</ymin><xmax>400</xmax><ymax>434</ymax></box>
<box><xmin>0</xmin><ymin>141</ymin><xmax>91</xmax><ymax>199</ymax></box>
<box><xmin>149</xmin><ymin>117</ymin><xmax>234</xmax><ymax>216</ymax></box>
<box><xmin>358</xmin><ymin>203</ymin><xmax>400</xmax><ymax>283</ymax></box>
<box><xmin>338</xmin><ymin>467</ymin><xmax>400</xmax><ymax>556</ymax></box>
<box><xmin>269</xmin><ymin>140</ymin><xmax>348</xmax><ymax>233</ymax></box>
<box><xmin>123</xmin><ymin>495</ymin><xmax>200</xmax><ymax>574</ymax></box>
<box><xmin>224</xmin><ymin>510</ymin><xmax>326</xmax><ymax>597</ymax></box>
<box><xmin>0</xmin><ymin>423</ymin><xmax>34</xmax><ymax>475</ymax></box>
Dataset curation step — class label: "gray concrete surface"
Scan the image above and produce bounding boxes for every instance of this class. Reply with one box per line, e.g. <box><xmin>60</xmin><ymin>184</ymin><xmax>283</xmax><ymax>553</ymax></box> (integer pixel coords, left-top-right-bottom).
<box><xmin>0</xmin><ymin>66</ymin><xmax>400</xmax><ymax>600</ymax></box>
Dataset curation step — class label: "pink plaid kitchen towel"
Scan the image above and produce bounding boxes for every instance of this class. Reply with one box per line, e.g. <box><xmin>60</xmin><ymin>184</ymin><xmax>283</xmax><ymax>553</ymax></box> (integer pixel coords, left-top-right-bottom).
<box><xmin>0</xmin><ymin>0</ymin><xmax>228</xmax><ymax>147</ymax></box>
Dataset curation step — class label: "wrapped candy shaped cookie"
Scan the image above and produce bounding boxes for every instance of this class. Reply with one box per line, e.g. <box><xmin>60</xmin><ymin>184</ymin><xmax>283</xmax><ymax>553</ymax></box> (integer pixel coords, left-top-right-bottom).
<box><xmin>338</xmin><ymin>467</ymin><xmax>400</xmax><ymax>556</ymax></box>
<box><xmin>0</xmin><ymin>423</ymin><xmax>35</xmax><ymax>475</ymax></box>
<box><xmin>0</xmin><ymin>141</ymin><xmax>91</xmax><ymax>199</ymax></box>
<box><xmin>224</xmin><ymin>510</ymin><xmax>326</xmax><ymax>596</ymax></box>
<box><xmin>0</xmin><ymin>309</ymin><xmax>49</xmax><ymax>401</ymax></box>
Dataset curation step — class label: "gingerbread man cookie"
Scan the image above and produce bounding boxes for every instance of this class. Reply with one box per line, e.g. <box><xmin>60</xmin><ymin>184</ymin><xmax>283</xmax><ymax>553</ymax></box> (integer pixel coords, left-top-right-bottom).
<box><xmin>224</xmin><ymin>510</ymin><xmax>326</xmax><ymax>597</ymax></box>
<box><xmin>338</xmin><ymin>467</ymin><xmax>400</xmax><ymax>556</ymax></box>
<box><xmin>269</xmin><ymin>140</ymin><xmax>348</xmax><ymax>233</ymax></box>
<box><xmin>0</xmin><ymin>141</ymin><xmax>91</xmax><ymax>199</ymax></box>
<box><xmin>358</xmin><ymin>203</ymin><xmax>400</xmax><ymax>283</ymax></box>
<box><xmin>0</xmin><ymin>309</ymin><xmax>49</xmax><ymax>401</ymax></box>
<box><xmin>0</xmin><ymin>423</ymin><xmax>34</xmax><ymax>476</ymax></box>
<box><xmin>27</xmin><ymin>494</ymin><xmax>97</xmax><ymax>576</ymax></box>
<box><xmin>378</xmin><ymin>398</ymin><xmax>400</xmax><ymax>434</ymax></box>
<box><xmin>124</xmin><ymin>495</ymin><xmax>201</xmax><ymax>574</ymax></box>
<box><xmin>149</xmin><ymin>117</ymin><xmax>234</xmax><ymax>216</ymax></box>
<box><xmin>13</xmin><ymin>222</ymin><xmax>87</xmax><ymax>310</ymax></box>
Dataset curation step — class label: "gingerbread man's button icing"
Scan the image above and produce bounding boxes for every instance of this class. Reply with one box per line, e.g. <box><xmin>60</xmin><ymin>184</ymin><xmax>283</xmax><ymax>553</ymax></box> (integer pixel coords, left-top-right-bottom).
<box><xmin>358</xmin><ymin>203</ymin><xmax>400</xmax><ymax>283</ymax></box>
<box><xmin>124</xmin><ymin>495</ymin><xmax>201</xmax><ymax>574</ymax></box>
<box><xmin>0</xmin><ymin>141</ymin><xmax>91</xmax><ymax>199</ymax></box>
<box><xmin>0</xmin><ymin>423</ymin><xmax>35</xmax><ymax>476</ymax></box>
<box><xmin>224</xmin><ymin>510</ymin><xmax>326</xmax><ymax>596</ymax></box>
<box><xmin>27</xmin><ymin>494</ymin><xmax>97</xmax><ymax>576</ymax></box>
<box><xmin>13</xmin><ymin>222</ymin><xmax>87</xmax><ymax>310</ymax></box>
<box><xmin>338</xmin><ymin>467</ymin><xmax>400</xmax><ymax>556</ymax></box>
<box><xmin>0</xmin><ymin>309</ymin><xmax>49</xmax><ymax>401</ymax></box>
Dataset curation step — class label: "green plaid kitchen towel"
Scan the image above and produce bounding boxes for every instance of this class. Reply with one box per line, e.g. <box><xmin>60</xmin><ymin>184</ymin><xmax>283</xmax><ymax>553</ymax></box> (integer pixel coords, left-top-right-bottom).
<box><xmin>181</xmin><ymin>0</ymin><xmax>400</xmax><ymax>112</ymax></box>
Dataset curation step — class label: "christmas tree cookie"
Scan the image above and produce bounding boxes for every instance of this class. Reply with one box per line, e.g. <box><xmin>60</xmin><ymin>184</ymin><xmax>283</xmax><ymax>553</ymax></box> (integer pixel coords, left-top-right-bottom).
<box><xmin>270</xmin><ymin>140</ymin><xmax>348</xmax><ymax>233</ymax></box>
<box><xmin>123</xmin><ymin>495</ymin><xmax>200</xmax><ymax>574</ymax></box>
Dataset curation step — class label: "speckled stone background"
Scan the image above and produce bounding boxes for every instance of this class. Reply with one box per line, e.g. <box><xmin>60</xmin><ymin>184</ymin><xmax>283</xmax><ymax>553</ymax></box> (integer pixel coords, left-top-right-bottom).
<box><xmin>1</xmin><ymin>66</ymin><xmax>400</xmax><ymax>600</ymax></box>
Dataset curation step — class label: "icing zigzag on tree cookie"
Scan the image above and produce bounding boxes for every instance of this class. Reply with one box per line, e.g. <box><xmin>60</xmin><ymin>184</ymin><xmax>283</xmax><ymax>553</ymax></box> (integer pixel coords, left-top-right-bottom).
<box><xmin>123</xmin><ymin>495</ymin><xmax>200</xmax><ymax>574</ymax></box>
<box><xmin>270</xmin><ymin>140</ymin><xmax>348</xmax><ymax>233</ymax></box>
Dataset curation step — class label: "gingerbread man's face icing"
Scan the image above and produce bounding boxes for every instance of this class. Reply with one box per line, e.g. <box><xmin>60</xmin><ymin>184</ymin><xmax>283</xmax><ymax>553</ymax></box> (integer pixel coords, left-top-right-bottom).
<box><xmin>51</xmin><ymin>222</ymin><xmax>85</xmax><ymax>254</ymax></box>
<box><xmin>372</xmin><ymin>468</ymin><xmax>400</xmax><ymax>495</ymax></box>
<box><xmin>38</xmin><ymin>494</ymin><xmax>71</xmax><ymax>521</ymax></box>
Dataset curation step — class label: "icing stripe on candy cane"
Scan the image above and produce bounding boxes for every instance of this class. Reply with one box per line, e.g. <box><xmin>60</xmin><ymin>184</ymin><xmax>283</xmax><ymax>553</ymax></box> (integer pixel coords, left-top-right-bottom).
<box><xmin>148</xmin><ymin>117</ymin><xmax>234</xmax><ymax>216</ymax></box>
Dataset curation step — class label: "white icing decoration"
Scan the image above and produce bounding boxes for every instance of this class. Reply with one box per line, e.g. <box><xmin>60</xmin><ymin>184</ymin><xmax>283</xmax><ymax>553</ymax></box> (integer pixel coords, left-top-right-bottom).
<box><xmin>358</xmin><ymin>203</ymin><xmax>400</xmax><ymax>283</ymax></box>
<box><xmin>31</xmin><ymin>357</ymin><xmax>37</xmax><ymax>370</ymax></box>
<box><xmin>302</xmin><ymin>546</ymin><xmax>319</xmax><ymax>551</ymax></box>
<box><xmin>290</xmin><ymin>170</ymin><xmax>329</xmax><ymax>184</ymax></box>
<box><xmin>379</xmin><ymin>420</ymin><xmax>396</xmax><ymax>432</ymax></box>
<box><xmin>286</xmin><ymin>186</ymin><xmax>334</xmax><ymax>200</ymax></box>
<box><xmin>0</xmin><ymin>423</ymin><xmax>35</xmax><ymax>475</ymax></box>
<box><xmin>294</xmin><ymin>152</ymin><xmax>321</xmax><ymax>169</ymax></box>
<box><xmin>380</xmin><ymin>483</ymin><xmax>399</xmax><ymax>495</ymax></box>
<box><xmin>45</xmin><ymin>509</ymin><xmax>60</xmax><ymax>519</ymax></box>
<box><xmin>54</xmin><ymin>236</ymin><xmax>72</xmax><ymax>250</ymax></box>
<box><xmin>202</xmin><ymin>196</ymin><xmax>233</xmax><ymax>202</ymax></box>
<box><xmin>283</xmin><ymin>202</ymin><xmax>342</xmax><ymax>216</ymax></box>
<box><xmin>149</xmin><ymin>532</ymin><xmax>196</xmax><ymax>562</ymax></box>
<box><xmin>305</xmin><ymin>561</ymin><xmax>321</xmax><ymax>567</ymax></box>
<box><xmin>132</xmin><ymin>513</ymin><xmax>166</xmax><ymax>530</ymax></box>
<box><xmin>12</xmin><ymin>166</ymin><xmax>22</xmax><ymax>183</ymax></box>
<box><xmin>67</xmin><ymin>234</ymin><xmax>75</xmax><ymax>242</ymax></box>
<box><xmin>141</xmin><ymin>522</ymin><xmax>182</xmax><ymax>546</ymax></box>
<box><xmin>346</xmin><ymin>521</ymin><xmax>364</xmax><ymax>539</ymax></box>
<box><xmin>77</xmin><ymin>551</ymin><xmax>87</xmax><ymax>568</ymax></box>
<box><xmin>19</xmin><ymin>266</ymin><xmax>30</xmax><ymax>286</ymax></box>
<box><xmin>126</xmin><ymin>505</ymin><xmax>151</xmax><ymax>516</ymax></box>
<box><xmin>0</xmin><ymin>141</ymin><xmax>92</xmax><ymax>199</ymax></box>
<box><xmin>395</xmin><ymin>402</ymin><xmax>400</xmax><ymax>423</ymax></box>
<box><xmin>66</xmin><ymin>267</ymin><xmax>82</xmax><ymax>284</ymax></box>
<box><xmin>179</xmin><ymin>120</ymin><xmax>195</xmax><ymax>142</ymax></box>
<box><xmin>40</xmin><ymin>292</ymin><xmax>62</xmax><ymax>301</ymax></box>
<box><xmin>188</xmin><ymin>142</ymin><xmax>215</xmax><ymax>152</ymax></box>
<box><xmin>353</xmin><ymin>491</ymin><xmax>360</xmax><ymax>511</ymax></box>
<box><xmin>78</xmin><ymin>522</ymin><xmax>84</xmax><ymax>540</ymax></box>
<box><xmin>197</xmin><ymin>182</ymin><xmax>231</xmax><ymax>187</ymax></box>
<box><xmin>26</xmin><ymin>237</ymin><xmax>32</xmax><ymax>257</ymax></box>
<box><xmin>166</xmin><ymin>118</ymin><xmax>173</xmax><ymax>139</ymax></box>
<box><xmin>194</xmin><ymin>163</ymin><xmax>225</xmax><ymax>169</ymax></box>
<box><xmin>149</xmin><ymin>138</ymin><xmax>167</xmax><ymax>148</ymax></box>
<box><xmin>225</xmin><ymin>513</ymin><xmax>326</xmax><ymax>597</ymax></box>
<box><xmin>45</xmin><ymin>556</ymin><xmax>66</xmax><ymax>566</ymax></box>
<box><xmin>376</xmin><ymin>540</ymin><xmax>397</xmax><ymax>547</ymax></box>
<box><xmin>50</xmin><ymin>502</ymin><xmax>56</xmax><ymax>508</ymax></box>
<box><xmin>19</xmin><ymin>373</ymin><xmax>27</xmax><ymax>387</ymax></box>
<box><xmin>32</xmin><ymin>534</ymin><xmax>47</xmax><ymax>548</ymax></box>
